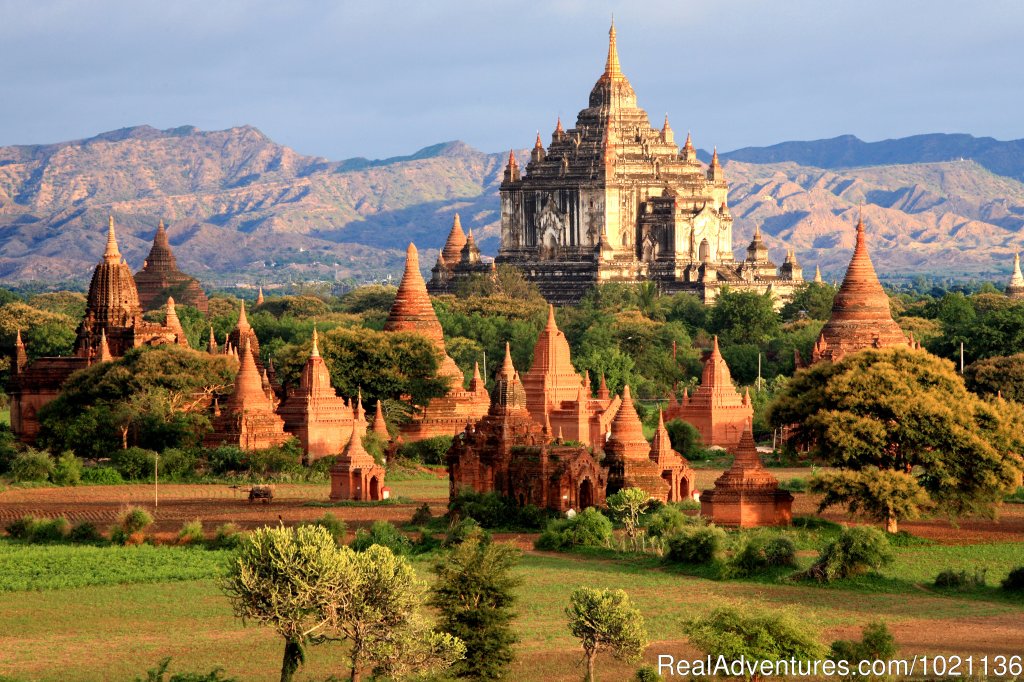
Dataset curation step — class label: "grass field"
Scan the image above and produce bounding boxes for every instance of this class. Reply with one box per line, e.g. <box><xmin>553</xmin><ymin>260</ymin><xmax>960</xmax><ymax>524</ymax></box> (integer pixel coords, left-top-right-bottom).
<box><xmin>0</xmin><ymin>535</ymin><xmax>1021</xmax><ymax>681</ymax></box>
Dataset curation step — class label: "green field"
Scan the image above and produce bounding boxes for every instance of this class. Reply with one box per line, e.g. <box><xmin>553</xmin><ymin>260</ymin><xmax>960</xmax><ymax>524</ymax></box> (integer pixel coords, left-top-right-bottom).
<box><xmin>0</xmin><ymin>538</ymin><xmax>1021</xmax><ymax>681</ymax></box>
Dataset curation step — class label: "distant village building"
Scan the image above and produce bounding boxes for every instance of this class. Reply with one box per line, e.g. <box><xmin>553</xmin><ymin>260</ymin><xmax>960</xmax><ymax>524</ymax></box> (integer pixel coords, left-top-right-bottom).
<box><xmin>10</xmin><ymin>218</ymin><xmax>192</xmax><ymax>442</ymax></box>
<box><xmin>383</xmin><ymin>243</ymin><xmax>490</xmax><ymax>441</ymax></box>
<box><xmin>484</xmin><ymin>24</ymin><xmax>806</xmax><ymax>307</ymax></box>
<box><xmin>700</xmin><ymin>422</ymin><xmax>793</xmax><ymax>527</ymax></box>
<box><xmin>134</xmin><ymin>220</ymin><xmax>209</xmax><ymax>313</ymax></box>
<box><xmin>809</xmin><ymin>214</ymin><xmax>915</xmax><ymax>364</ymax></box>
<box><xmin>664</xmin><ymin>336</ymin><xmax>753</xmax><ymax>452</ymax></box>
<box><xmin>1007</xmin><ymin>252</ymin><xmax>1024</xmax><ymax>299</ymax></box>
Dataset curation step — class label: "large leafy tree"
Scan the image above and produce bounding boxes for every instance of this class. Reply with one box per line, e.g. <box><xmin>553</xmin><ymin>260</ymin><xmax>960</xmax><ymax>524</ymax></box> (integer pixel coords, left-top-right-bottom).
<box><xmin>964</xmin><ymin>353</ymin><xmax>1024</xmax><ymax>401</ymax></box>
<box><xmin>429</xmin><ymin>532</ymin><xmax>523</xmax><ymax>680</ymax></box>
<box><xmin>605</xmin><ymin>488</ymin><xmax>652</xmax><ymax>552</ymax></box>
<box><xmin>37</xmin><ymin>345</ymin><xmax>236</xmax><ymax>457</ymax></box>
<box><xmin>706</xmin><ymin>288</ymin><xmax>780</xmax><ymax>346</ymax></box>
<box><xmin>779</xmin><ymin>282</ymin><xmax>837</xmax><ymax>322</ymax></box>
<box><xmin>565</xmin><ymin>587</ymin><xmax>648</xmax><ymax>682</ymax></box>
<box><xmin>684</xmin><ymin>606</ymin><xmax>826</xmax><ymax>671</ymax></box>
<box><xmin>769</xmin><ymin>348</ymin><xmax>1024</xmax><ymax>531</ymax></box>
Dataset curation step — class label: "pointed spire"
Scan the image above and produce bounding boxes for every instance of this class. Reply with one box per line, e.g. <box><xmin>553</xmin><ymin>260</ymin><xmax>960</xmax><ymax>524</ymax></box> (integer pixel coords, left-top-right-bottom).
<box><xmin>372</xmin><ymin>400</ymin><xmax>389</xmax><ymax>439</ymax></box>
<box><xmin>236</xmin><ymin>300</ymin><xmax>250</xmax><ymax>331</ymax></box>
<box><xmin>661</xmin><ymin>114</ymin><xmax>674</xmax><ymax>145</ymax></box>
<box><xmin>650</xmin><ymin>409</ymin><xmax>675</xmax><ymax>462</ymax></box>
<box><xmin>598</xmin><ymin>373</ymin><xmax>609</xmax><ymax>400</ymax></box>
<box><xmin>97</xmin><ymin>329</ymin><xmax>112</xmax><ymax>362</ymax></box>
<box><xmin>208</xmin><ymin>326</ymin><xmax>218</xmax><ymax>354</ymax></box>
<box><xmin>1009</xmin><ymin>252</ymin><xmax>1024</xmax><ymax>294</ymax></box>
<box><xmin>607</xmin><ymin>384</ymin><xmax>649</xmax><ymax>459</ymax></box>
<box><xmin>15</xmin><ymin>328</ymin><xmax>24</xmax><ymax>349</ymax></box>
<box><xmin>605</xmin><ymin>19</ymin><xmax>622</xmax><ymax>77</ymax></box>
<box><xmin>498</xmin><ymin>341</ymin><xmax>515</xmax><ymax>380</ymax></box>
<box><xmin>535</xmin><ymin>131</ymin><xmax>543</xmax><ymax>148</ymax></box>
<box><xmin>814</xmin><ymin>265</ymin><xmax>823</xmax><ymax>283</ymax></box>
<box><xmin>472</xmin><ymin>361</ymin><xmax>482</xmax><ymax>382</ymax></box>
<box><xmin>441</xmin><ymin>214</ymin><xmax>467</xmax><ymax>264</ymax></box>
<box><xmin>311</xmin><ymin>326</ymin><xmax>320</xmax><ymax>357</ymax></box>
<box><xmin>546</xmin><ymin>303</ymin><xmax>556</xmax><ymax>329</ymax></box>
<box><xmin>164</xmin><ymin>296</ymin><xmax>181</xmax><ymax>329</ymax></box>
<box><xmin>103</xmin><ymin>215</ymin><xmax>122</xmax><ymax>263</ymax></box>
<box><xmin>504</xmin><ymin>149</ymin><xmax>520</xmax><ymax>183</ymax></box>
<box><xmin>256</xmin><ymin>286</ymin><xmax>264</xmax><ymax>306</ymax></box>
<box><xmin>555</xmin><ymin>116</ymin><xmax>564</xmax><ymax>136</ymax></box>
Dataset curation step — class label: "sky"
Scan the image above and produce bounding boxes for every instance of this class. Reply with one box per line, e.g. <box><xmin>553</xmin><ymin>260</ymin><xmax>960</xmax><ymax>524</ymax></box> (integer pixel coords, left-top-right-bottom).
<box><xmin>2</xmin><ymin>0</ymin><xmax>1023</xmax><ymax>161</ymax></box>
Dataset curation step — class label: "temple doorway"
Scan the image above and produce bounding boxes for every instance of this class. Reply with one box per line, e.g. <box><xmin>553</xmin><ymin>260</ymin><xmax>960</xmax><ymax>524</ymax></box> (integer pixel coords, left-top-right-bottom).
<box><xmin>368</xmin><ymin>476</ymin><xmax>380</xmax><ymax>501</ymax></box>
<box><xmin>662</xmin><ymin>472</ymin><xmax>675</xmax><ymax>502</ymax></box>
<box><xmin>579</xmin><ymin>478</ymin><xmax>594</xmax><ymax>509</ymax></box>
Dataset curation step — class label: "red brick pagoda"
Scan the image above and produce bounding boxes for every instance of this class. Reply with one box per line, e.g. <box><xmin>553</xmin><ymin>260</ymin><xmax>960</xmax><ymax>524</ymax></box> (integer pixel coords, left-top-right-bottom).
<box><xmin>330</xmin><ymin>405</ymin><xmax>386</xmax><ymax>501</ymax></box>
<box><xmin>134</xmin><ymin>220</ymin><xmax>209</xmax><ymax>313</ymax></box>
<box><xmin>665</xmin><ymin>336</ymin><xmax>752</xmax><ymax>451</ymax></box>
<box><xmin>700</xmin><ymin>421</ymin><xmax>792</xmax><ymax>527</ymax></box>
<box><xmin>649</xmin><ymin>409</ymin><xmax>696</xmax><ymax>502</ymax></box>
<box><xmin>383</xmin><ymin>242</ymin><xmax>489</xmax><ymax>440</ymax></box>
<box><xmin>447</xmin><ymin>343</ymin><xmax>607</xmax><ymax>512</ymax></box>
<box><xmin>811</xmin><ymin>212</ymin><xmax>910</xmax><ymax>363</ymax></box>
<box><xmin>603</xmin><ymin>385</ymin><xmax>669</xmax><ymax>500</ymax></box>
<box><xmin>278</xmin><ymin>328</ymin><xmax>356</xmax><ymax>461</ymax></box>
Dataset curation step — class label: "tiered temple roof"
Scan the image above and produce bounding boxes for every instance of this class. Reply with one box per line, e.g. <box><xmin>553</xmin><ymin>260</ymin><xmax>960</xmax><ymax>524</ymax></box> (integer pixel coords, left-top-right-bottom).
<box><xmin>649</xmin><ymin>409</ymin><xmax>696</xmax><ymax>502</ymax></box>
<box><xmin>330</xmin><ymin>425</ymin><xmax>386</xmax><ymax>501</ymax></box>
<box><xmin>134</xmin><ymin>220</ymin><xmax>209</xmax><ymax>313</ymax></box>
<box><xmin>603</xmin><ymin>385</ymin><xmax>669</xmax><ymax>500</ymax></box>
<box><xmin>278</xmin><ymin>328</ymin><xmax>356</xmax><ymax>460</ymax></box>
<box><xmin>811</xmin><ymin>213</ymin><xmax>910</xmax><ymax>364</ymax></box>
<box><xmin>385</xmin><ymin>243</ymin><xmax>489</xmax><ymax>440</ymax></box>
<box><xmin>665</xmin><ymin>336</ymin><xmax>752</xmax><ymax>451</ymax></box>
<box><xmin>227</xmin><ymin>301</ymin><xmax>264</xmax><ymax>374</ymax></box>
<box><xmin>700</xmin><ymin>421</ymin><xmax>793</xmax><ymax>527</ymax></box>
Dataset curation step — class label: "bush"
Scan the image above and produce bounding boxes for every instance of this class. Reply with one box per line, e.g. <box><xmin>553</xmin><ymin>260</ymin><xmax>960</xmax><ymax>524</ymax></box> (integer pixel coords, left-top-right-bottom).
<box><xmin>5</xmin><ymin>515</ymin><xmax>36</xmax><ymax>539</ymax></box>
<box><xmin>534</xmin><ymin>508</ymin><xmax>613</xmax><ymax>551</ymax></box>
<box><xmin>350</xmin><ymin>520</ymin><xmax>412</xmax><ymax>555</ymax></box>
<box><xmin>780</xmin><ymin>477</ymin><xmax>807</xmax><ymax>493</ymax></box>
<box><xmin>51</xmin><ymin>451</ymin><xmax>82</xmax><ymax>486</ymax></box>
<box><xmin>449</xmin><ymin>488</ymin><xmax>548</xmax><ymax>530</ymax></box>
<box><xmin>159</xmin><ymin>448</ymin><xmax>198</xmax><ymax>481</ymax></box>
<box><xmin>242</xmin><ymin>441</ymin><xmax>303</xmax><ymax>476</ymax></box>
<box><xmin>1002</xmin><ymin>566</ymin><xmax>1024</xmax><ymax>592</ymax></box>
<box><xmin>730</xmin><ymin>535</ymin><xmax>797</xmax><ymax>576</ymax></box>
<box><xmin>135</xmin><ymin>656</ymin><xmax>238</xmax><ymax>682</ymax></box>
<box><xmin>28</xmin><ymin>517</ymin><xmax>70</xmax><ymax>542</ymax></box>
<box><xmin>444</xmin><ymin>517</ymin><xmax>490</xmax><ymax>547</ymax></box>
<box><xmin>665</xmin><ymin>418</ymin><xmax>703</xmax><ymax>458</ymax></box>
<box><xmin>111</xmin><ymin>447</ymin><xmax>157</xmax><ymax>480</ymax></box>
<box><xmin>212</xmin><ymin>523</ymin><xmax>244</xmax><ymax>550</ymax></box>
<box><xmin>829</xmin><ymin>621</ymin><xmax>897</xmax><ymax>667</ymax></box>
<box><xmin>934</xmin><ymin>568</ymin><xmax>987</xmax><ymax>589</ymax></box>
<box><xmin>634</xmin><ymin>665</ymin><xmax>664</xmax><ymax>682</ymax></box>
<box><xmin>887</xmin><ymin>530</ymin><xmax>932</xmax><ymax>547</ymax></box>
<box><xmin>301</xmin><ymin>513</ymin><xmax>347</xmax><ymax>546</ymax></box>
<box><xmin>645</xmin><ymin>503</ymin><xmax>702</xmax><ymax>539</ymax></box>
<box><xmin>398</xmin><ymin>434</ymin><xmax>453</xmax><ymax>465</ymax></box>
<box><xmin>684</xmin><ymin>606</ymin><xmax>826</xmax><ymax>663</ymax></box>
<box><xmin>410</xmin><ymin>502</ymin><xmax>433</xmax><ymax>526</ymax></box>
<box><xmin>69</xmin><ymin>521</ymin><xmax>105</xmax><ymax>544</ymax></box>
<box><xmin>81</xmin><ymin>466</ymin><xmax>124</xmax><ymax>485</ymax></box>
<box><xmin>665</xmin><ymin>526</ymin><xmax>726</xmax><ymax>565</ymax></box>
<box><xmin>205</xmin><ymin>446</ymin><xmax>245</xmax><ymax>474</ymax></box>
<box><xmin>119</xmin><ymin>507</ymin><xmax>154</xmax><ymax>535</ymax></box>
<box><xmin>10</xmin><ymin>448</ymin><xmax>54</xmax><ymax>482</ymax></box>
<box><xmin>797</xmin><ymin>526</ymin><xmax>894</xmax><ymax>583</ymax></box>
<box><xmin>176</xmin><ymin>520</ymin><xmax>205</xmax><ymax>545</ymax></box>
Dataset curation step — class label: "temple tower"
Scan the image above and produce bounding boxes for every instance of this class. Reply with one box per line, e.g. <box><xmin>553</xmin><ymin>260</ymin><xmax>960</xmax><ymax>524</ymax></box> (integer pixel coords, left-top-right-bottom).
<box><xmin>1007</xmin><ymin>253</ymin><xmax>1024</xmax><ymax>299</ymax></box>
<box><xmin>811</xmin><ymin>212</ymin><xmax>909</xmax><ymax>364</ymax></box>
<box><xmin>649</xmin><ymin>409</ymin><xmax>695</xmax><ymax>502</ymax></box>
<box><xmin>330</xmin><ymin>428</ymin><xmax>386</xmax><ymax>501</ymax></box>
<box><xmin>134</xmin><ymin>219</ymin><xmax>209</xmax><ymax>313</ymax></box>
<box><xmin>700</xmin><ymin>421</ymin><xmax>792</xmax><ymax>527</ymax></box>
<box><xmin>521</xmin><ymin>305</ymin><xmax>585</xmax><ymax>419</ymax></box>
<box><xmin>227</xmin><ymin>301</ymin><xmax>264</xmax><ymax>373</ymax></box>
<box><xmin>603</xmin><ymin>385</ymin><xmax>669</xmax><ymax>500</ymax></box>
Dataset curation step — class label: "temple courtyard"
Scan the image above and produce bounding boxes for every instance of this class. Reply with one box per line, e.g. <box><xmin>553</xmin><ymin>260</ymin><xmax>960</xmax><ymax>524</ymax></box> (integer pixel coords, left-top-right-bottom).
<box><xmin>1</xmin><ymin>473</ymin><xmax>1022</xmax><ymax>682</ymax></box>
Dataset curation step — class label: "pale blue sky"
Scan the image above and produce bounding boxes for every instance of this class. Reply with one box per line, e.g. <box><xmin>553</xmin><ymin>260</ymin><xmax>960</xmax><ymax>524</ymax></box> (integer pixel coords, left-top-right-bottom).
<box><xmin>2</xmin><ymin>0</ymin><xmax>1022</xmax><ymax>159</ymax></box>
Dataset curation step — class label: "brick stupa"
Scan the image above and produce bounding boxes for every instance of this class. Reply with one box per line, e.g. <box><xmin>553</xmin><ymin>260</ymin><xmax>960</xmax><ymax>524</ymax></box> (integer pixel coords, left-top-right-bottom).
<box><xmin>134</xmin><ymin>220</ymin><xmax>209</xmax><ymax>313</ymax></box>
<box><xmin>278</xmin><ymin>328</ymin><xmax>355</xmax><ymax>461</ymax></box>
<box><xmin>700</xmin><ymin>421</ymin><xmax>792</xmax><ymax>527</ymax></box>
<box><xmin>665</xmin><ymin>336</ymin><xmax>752</xmax><ymax>451</ymax></box>
<box><xmin>811</xmin><ymin>213</ymin><xmax>910</xmax><ymax>363</ymax></box>
<box><xmin>649</xmin><ymin>409</ymin><xmax>696</xmax><ymax>502</ymax></box>
<box><xmin>384</xmin><ymin>243</ymin><xmax>489</xmax><ymax>440</ymax></box>
<box><xmin>447</xmin><ymin>343</ymin><xmax>607</xmax><ymax>511</ymax></box>
<box><xmin>330</xmin><ymin>407</ymin><xmax>386</xmax><ymax>501</ymax></box>
<box><xmin>227</xmin><ymin>301</ymin><xmax>265</xmax><ymax>374</ymax></box>
<box><xmin>520</xmin><ymin>305</ymin><xmax>620</xmax><ymax>446</ymax></box>
<box><xmin>204</xmin><ymin>337</ymin><xmax>290</xmax><ymax>450</ymax></box>
<box><xmin>603</xmin><ymin>385</ymin><xmax>669</xmax><ymax>500</ymax></box>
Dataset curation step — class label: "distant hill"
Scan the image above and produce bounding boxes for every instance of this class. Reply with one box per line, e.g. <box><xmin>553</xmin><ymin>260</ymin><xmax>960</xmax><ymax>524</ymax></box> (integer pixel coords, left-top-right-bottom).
<box><xmin>1</xmin><ymin>125</ymin><xmax>1023</xmax><ymax>288</ymax></box>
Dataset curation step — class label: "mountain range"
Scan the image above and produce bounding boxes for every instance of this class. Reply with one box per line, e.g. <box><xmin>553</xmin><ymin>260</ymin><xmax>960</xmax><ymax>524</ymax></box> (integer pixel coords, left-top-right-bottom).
<box><xmin>2</xmin><ymin>126</ymin><xmax>1024</xmax><ymax>289</ymax></box>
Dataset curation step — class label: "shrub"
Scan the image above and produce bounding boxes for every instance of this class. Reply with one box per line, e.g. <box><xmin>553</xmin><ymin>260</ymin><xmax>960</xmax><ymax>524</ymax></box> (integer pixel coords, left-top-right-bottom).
<box><xmin>887</xmin><ymin>530</ymin><xmax>932</xmax><ymax>547</ymax></box>
<box><xmin>159</xmin><ymin>448</ymin><xmax>198</xmax><ymax>480</ymax></box>
<box><xmin>10</xmin><ymin>448</ymin><xmax>54</xmax><ymax>482</ymax></box>
<box><xmin>829</xmin><ymin>621</ymin><xmax>897</xmax><ymax>666</ymax></box>
<box><xmin>1002</xmin><ymin>566</ymin><xmax>1024</xmax><ymax>592</ymax></box>
<box><xmin>177</xmin><ymin>520</ymin><xmax>205</xmax><ymax>545</ymax></box>
<box><xmin>780</xmin><ymin>477</ymin><xmax>807</xmax><ymax>492</ymax></box>
<box><xmin>444</xmin><ymin>517</ymin><xmax>490</xmax><ymax>547</ymax></box>
<box><xmin>5</xmin><ymin>515</ymin><xmax>36</xmax><ymax>539</ymax></box>
<box><xmin>398</xmin><ymin>435</ymin><xmax>453</xmax><ymax>465</ymax></box>
<box><xmin>69</xmin><ymin>521</ymin><xmax>105</xmax><ymax>544</ymax></box>
<box><xmin>665</xmin><ymin>418</ymin><xmax>703</xmax><ymax>458</ymax></box>
<box><xmin>448</xmin><ymin>488</ymin><xmax>547</xmax><ymax>530</ymax></box>
<box><xmin>410</xmin><ymin>502</ymin><xmax>433</xmax><ymax>526</ymax></box>
<box><xmin>676</xmin><ymin>498</ymin><xmax>701</xmax><ymax>511</ymax></box>
<box><xmin>81</xmin><ymin>466</ymin><xmax>124</xmax><ymax>485</ymax></box>
<box><xmin>634</xmin><ymin>665</ymin><xmax>664</xmax><ymax>682</ymax></box>
<box><xmin>50</xmin><ymin>451</ymin><xmax>82</xmax><ymax>486</ymax></box>
<box><xmin>301</xmin><ymin>513</ymin><xmax>347</xmax><ymax>546</ymax></box>
<box><xmin>28</xmin><ymin>517</ymin><xmax>70</xmax><ymax>543</ymax></box>
<box><xmin>212</xmin><ymin>523</ymin><xmax>244</xmax><ymax>550</ymax></box>
<box><xmin>645</xmin><ymin>503</ymin><xmax>701</xmax><ymax>539</ymax></box>
<box><xmin>119</xmin><ymin>507</ymin><xmax>154</xmax><ymax>535</ymax></box>
<box><xmin>934</xmin><ymin>568</ymin><xmax>987</xmax><ymax>589</ymax></box>
<box><xmin>684</xmin><ymin>606</ymin><xmax>826</xmax><ymax>664</ymax></box>
<box><xmin>134</xmin><ymin>656</ymin><xmax>238</xmax><ymax>682</ymax></box>
<box><xmin>111</xmin><ymin>447</ymin><xmax>157</xmax><ymax>480</ymax></box>
<box><xmin>665</xmin><ymin>526</ymin><xmax>726</xmax><ymax>565</ymax></box>
<box><xmin>205</xmin><ymin>445</ymin><xmax>245</xmax><ymax>474</ymax></box>
<box><xmin>730</xmin><ymin>535</ymin><xmax>797</xmax><ymax>576</ymax></box>
<box><xmin>350</xmin><ymin>520</ymin><xmax>412</xmax><ymax>554</ymax></box>
<box><xmin>242</xmin><ymin>441</ymin><xmax>303</xmax><ymax>476</ymax></box>
<box><xmin>534</xmin><ymin>508</ymin><xmax>613</xmax><ymax>551</ymax></box>
<box><xmin>797</xmin><ymin>525</ymin><xmax>893</xmax><ymax>583</ymax></box>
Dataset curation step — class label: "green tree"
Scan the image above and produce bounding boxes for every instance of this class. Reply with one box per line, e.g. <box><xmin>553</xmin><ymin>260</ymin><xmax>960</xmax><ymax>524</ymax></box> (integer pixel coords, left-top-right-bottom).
<box><xmin>964</xmin><ymin>353</ymin><xmax>1024</xmax><ymax>400</ymax></box>
<box><xmin>429</xmin><ymin>532</ymin><xmax>523</xmax><ymax>679</ymax></box>
<box><xmin>605</xmin><ymin>488</ymin><xmax>652</xmax><ymax>552</ymax></box>
<box><xmin>829</xmin><ymin>621</ymin><xmax>898</xmax><ymax>674</ymax></box>
<box><xmin>684</xmin><ymin>607</ymin><xmax>826</xmax><ymax>677</ymax></box>
<box><xmin>779</xmin><ymin>282</ymin><xmax>837</xmax><ymax>322</ymax></box>
<box><xmin>809</xmin><ymin>468</ymin><xmax>932</xmax><ymax>533</ymax></box>
<box><xmin>768</xmin><ymin>348</ymin><xmax>1024</xmax><ymax>531</ymax></box>
<box><xmin>221</xmin><ymin>525</ymin><xmax>347</xmax><ymax>682</ymax></box>
<box><xmin>706</xmin><ymin>288</ymin><xmax>780</xmax><ymax>346</ymax></box>
<box><xmin>565</xmin><ymin>587</ymin><xmax>648</xmax><ymax>682</ymax></box>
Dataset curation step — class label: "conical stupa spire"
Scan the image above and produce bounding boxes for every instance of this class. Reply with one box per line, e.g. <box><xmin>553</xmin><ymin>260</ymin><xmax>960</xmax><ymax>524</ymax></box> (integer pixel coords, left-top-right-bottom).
<box><xmin>555</xmin><ymin>116</ymin><xmax>564</xmax><ymax>135</ymax></box>
<box><xmin>103</xmin><ymin>215</ymin><xmax>122</xmax><ymax>263</ymax></box>
<box><xmin>814</xmin><ymin>265</ymin><xmax>823</xmax><ymax>283</ymax></box>
<box><xmin>164</xmin><ymin>296</ymin><xmax>181</xmax><ymax>329</ymax></box>
<box><xmin>311</xmin><ymin>326</ymin><xmax>320</xmax><ymax>357</ymax></box>
<box><xmin>372</xmin><ymin>400</ymin><xmax>389</xmax><ymax>439</ymax></box>
<box><xmin>607</xmin><ymin>384</ymin><xmax>648</xmax><ymax>458</ymax></box>
<box><xmin>256</xmin><ymin>286</ymin><xmax>265</xmax><ymax>306</ymax></box>
<box><xmin>97</xmin><ymin>329</ymin><xmax>112</xmax><ymax>362</ymax></box>
<box><xmin>650</xmin><ymin>409</ymin><xmax>674</xmax><ymax>461</ymax></box>
<box><xmin>441</xmin><ymin>214</ymin><xmax>467</xmax><ymax>264</ymax></box>
<box><xmin>208</xmin><ymin>326</ymin><xmax>218</xmax><ymax>354</ymax></box>
<box><xmin>1010</xmin><ymin>252</ymin><xmax>1024</xmax><ymax>288</ymax></box>
<box><xmin>498</xmin><ymin>341</ymin><xmax>515</xmax><ymax>380</ymax></box>
<box><xmin>236</xmin><ymin>300</ymin><xmax>250</xmax><ymax>331</ymax></box>
<box><xmin>605</xmin><ymin>19</ymin><xmax>622</xmax><ymax>77</ymax></box>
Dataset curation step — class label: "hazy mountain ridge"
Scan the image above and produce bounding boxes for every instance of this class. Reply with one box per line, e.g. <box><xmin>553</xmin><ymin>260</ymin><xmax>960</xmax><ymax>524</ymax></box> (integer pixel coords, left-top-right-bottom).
<box><xmin>1</xmin><ymin>125</ymin><xmax>1023</xmax><ymax>287</ymax></box>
